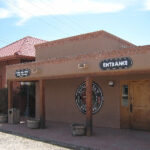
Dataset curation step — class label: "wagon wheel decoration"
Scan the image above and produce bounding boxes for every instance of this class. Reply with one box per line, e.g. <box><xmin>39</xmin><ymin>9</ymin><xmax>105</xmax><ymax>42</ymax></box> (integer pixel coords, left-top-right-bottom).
<box><xmin>75</xmin><ymin>82</ymin><xmax>103</xmax><ymax>114</ymax></box>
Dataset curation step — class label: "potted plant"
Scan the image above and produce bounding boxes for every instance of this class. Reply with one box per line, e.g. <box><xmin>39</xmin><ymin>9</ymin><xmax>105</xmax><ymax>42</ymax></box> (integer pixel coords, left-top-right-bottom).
<box><xmin>27</xmin><ymin>119</ymin><xmax>40</xmax><ymax>129</ymax></box>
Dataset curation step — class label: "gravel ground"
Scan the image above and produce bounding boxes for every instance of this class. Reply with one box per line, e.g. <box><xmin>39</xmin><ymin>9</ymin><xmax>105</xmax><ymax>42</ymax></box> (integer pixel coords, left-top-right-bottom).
<box><xmin>0</xmin><ymin>132</ymin><xmax>71</xmax><ymax>150</ymax></box>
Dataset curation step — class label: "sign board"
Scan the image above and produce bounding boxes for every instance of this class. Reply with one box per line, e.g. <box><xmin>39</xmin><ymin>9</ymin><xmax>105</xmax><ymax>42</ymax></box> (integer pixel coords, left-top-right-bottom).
<box><xmin>99</xmin><ymin>57</ymin><xmax>133</xmax><ymax>70</ymax></box>
<box><xmin>75</xmin><ymin>82</ymin><xmax>103</xmax><ymax>114</ymax></box>
<box><xmin>15</xmin><ymin>69</ymin><xmax>31</xmax><ymax>78</ymax></box>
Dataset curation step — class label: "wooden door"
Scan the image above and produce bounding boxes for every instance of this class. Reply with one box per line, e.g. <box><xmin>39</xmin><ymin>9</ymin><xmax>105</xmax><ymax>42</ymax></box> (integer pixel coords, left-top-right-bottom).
<box><xmin>120</xmin><ymin>81</ymin><xmax>131</xmax><ymax>129</ymax></box>
<box><xmin>130</xmin><ymin>81</ymin><xmax>150</xmax><ymax>130</ymax></box>
<box><xmin>120</xmin><ymin>80</ymin><xmax>150</xmax><ymax>131</ymax></box>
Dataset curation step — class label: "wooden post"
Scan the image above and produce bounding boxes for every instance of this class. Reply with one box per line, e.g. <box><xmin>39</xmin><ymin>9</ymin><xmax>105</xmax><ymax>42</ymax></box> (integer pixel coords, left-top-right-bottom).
<box><xmin>86</xmin><ymin>76</ymin><xmax>93</xmax><ymax>136</ymax></box>
<box><xmin>39</xmin><ymin>80</ymin><xmax>45</xmax><ymax>128</ymax></box>
<box><xmin>8</xmin><ymin>80</ymin><xmax>13</xmax><ymax>109</ymax></box>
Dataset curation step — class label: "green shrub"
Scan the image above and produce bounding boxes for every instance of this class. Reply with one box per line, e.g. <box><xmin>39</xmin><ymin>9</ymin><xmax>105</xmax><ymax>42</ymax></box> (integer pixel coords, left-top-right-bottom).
<box><xmin>0</xmin><ymin>88</ymin><xmax>8</xmax><ymax>114</ymax></box>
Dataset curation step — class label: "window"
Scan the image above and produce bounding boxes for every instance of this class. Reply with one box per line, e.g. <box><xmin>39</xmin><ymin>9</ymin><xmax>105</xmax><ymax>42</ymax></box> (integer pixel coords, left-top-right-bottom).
<box><xmin>122</xmin><ymin>85</ymin><xmax>128</xmax><ymax>106</ymax></box>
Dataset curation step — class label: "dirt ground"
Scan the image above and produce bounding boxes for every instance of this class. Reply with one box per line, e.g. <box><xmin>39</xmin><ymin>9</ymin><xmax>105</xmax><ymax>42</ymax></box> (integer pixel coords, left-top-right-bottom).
<box><xmin>0</xmin><ymin>132</ymin><xmax>71</xmax><ymax>150</ymax></box>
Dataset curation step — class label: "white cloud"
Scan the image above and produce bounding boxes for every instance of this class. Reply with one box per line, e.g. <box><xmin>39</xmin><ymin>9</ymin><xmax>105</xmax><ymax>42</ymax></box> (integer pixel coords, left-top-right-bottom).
<box><xmin>144</xmin><ymin>0</ymin><xmax>150</xmax><ymax>10</ymax></box>
<box><xmin>0</xmin><ymin>8</ymin><xmax>11</xmax><ymax>18</ymax></box>
<box><xmin>0</xmin><ymin>0</ymin><xmax>126</xmax><ymax>25</ymax></box>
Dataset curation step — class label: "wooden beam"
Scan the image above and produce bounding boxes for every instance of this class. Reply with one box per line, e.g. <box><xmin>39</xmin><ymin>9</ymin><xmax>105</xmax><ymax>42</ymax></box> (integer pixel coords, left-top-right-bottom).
<box><xmin>86</xmin><ymin>76</ymin><xmax>93</xmax><ymax>136</ymax></box>
<box><xmin>39</xmin><ymin>80</ymin><xmax>46</xmax><ymax>128</ymax></box>
<box><xmin>8</xmin><ymin>80</ymin><xmax>13</xmax><ymax>109</ymax></box>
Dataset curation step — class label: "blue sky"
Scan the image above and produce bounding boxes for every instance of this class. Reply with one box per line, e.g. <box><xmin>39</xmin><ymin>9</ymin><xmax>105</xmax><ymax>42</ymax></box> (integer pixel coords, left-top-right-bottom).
<box><xmin>0</xmin><ymin>0</ymin><xmax>150</xmax><ymax>48</ymax></box>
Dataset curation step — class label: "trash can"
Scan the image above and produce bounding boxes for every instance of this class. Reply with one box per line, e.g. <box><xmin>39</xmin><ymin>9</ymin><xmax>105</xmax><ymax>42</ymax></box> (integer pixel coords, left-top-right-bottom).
<box><xmin>8</xmin><ymin>108</ymin><xmax>20</xmax><ymax>124</ymax></box>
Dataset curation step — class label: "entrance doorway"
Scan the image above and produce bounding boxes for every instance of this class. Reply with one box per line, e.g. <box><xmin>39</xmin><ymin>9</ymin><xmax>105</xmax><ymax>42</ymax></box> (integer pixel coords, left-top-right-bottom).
<box><xmin>15</xmin><ymin>82</ymin><xmax>36</xmax><ymax>118</ymax></box>
<box><xmin>120</xmin><ymin>80</ymin><xmax>150</xmax><ymax>131</ymax></box>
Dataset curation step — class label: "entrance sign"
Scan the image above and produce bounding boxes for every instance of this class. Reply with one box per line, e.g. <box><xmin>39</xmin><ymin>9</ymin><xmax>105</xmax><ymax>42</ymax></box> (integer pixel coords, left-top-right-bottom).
<box><xmin>75</xmin><ymin>82</ymin><xmax>103</xmax><ymax>114</ymax></box>
<box><xmin>15</xmin><ymin>69</ymin><xmax>31</xmax><ymax>78</ymax></box>
<box><xmin>100</xmin><ymin>57</ymin><xmax>133</xmax><ymax>70</ymax></box>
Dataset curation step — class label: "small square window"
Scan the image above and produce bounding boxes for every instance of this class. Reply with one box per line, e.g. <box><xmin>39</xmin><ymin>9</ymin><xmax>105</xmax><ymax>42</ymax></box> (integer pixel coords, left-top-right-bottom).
<box><xmin>122</xmin><ymin>85</ymin><xmax>128</xmax><ymax>106</ymax></box>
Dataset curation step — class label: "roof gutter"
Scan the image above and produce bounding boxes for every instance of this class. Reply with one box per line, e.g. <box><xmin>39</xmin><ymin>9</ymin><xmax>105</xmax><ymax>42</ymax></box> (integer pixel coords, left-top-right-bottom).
<box><xmin>0</xmin><ymin>55</ymin><xmax>35</xmax><ymax>62</ymax></box>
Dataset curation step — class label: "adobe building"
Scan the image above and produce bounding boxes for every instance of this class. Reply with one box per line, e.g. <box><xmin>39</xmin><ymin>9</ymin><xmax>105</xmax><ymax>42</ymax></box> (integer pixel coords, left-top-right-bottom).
<box><xmin>6</xmin><ymin>30</ymin><xmax>150</xmax><ymax>135</ymax></box>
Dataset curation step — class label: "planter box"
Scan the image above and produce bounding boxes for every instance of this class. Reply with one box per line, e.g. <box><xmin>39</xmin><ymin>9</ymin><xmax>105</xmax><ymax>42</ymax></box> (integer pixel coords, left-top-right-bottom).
<box><xmin>0</xmin><ymin>114</ymin><xmax>8</xmax><ymax>123</ymax></box>
<box><xmin>71</xmin><ymin>123</ymin><xmax>86</xmax><ymax>136</ymax></box>
<box><xmin>27</xmin><ymin>119</ymin><xmax>40</xmax><ymax>129</ymax></box>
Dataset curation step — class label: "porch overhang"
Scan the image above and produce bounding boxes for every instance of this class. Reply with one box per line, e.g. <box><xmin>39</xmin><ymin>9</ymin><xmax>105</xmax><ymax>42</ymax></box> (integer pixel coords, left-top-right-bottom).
<box><xmin>6</xmin><ymin>47</ymin><xmax>150</xmax><ymax>82</ymax></box>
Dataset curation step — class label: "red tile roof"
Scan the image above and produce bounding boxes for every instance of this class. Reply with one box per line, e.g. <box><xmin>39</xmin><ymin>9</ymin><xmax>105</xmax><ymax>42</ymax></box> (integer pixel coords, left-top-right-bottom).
<box><xmin>0</xmin><ymin>36</ymin><xmax>46</xmax><ymax>58</ymax></box>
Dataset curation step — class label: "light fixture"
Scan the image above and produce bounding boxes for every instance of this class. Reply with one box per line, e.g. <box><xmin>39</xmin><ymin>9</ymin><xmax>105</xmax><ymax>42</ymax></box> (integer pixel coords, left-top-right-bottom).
<box><xmin>31</xmin><ymin>67</ymin><xmax>41</xmax><ymax>74</ymax></box>
<box><xmin>78</xmin><ymin>63</ymin><xmax>88</xmax><ymax>69</ymax></box>
<box><xmin>21</xmin><ymin>82</ymin><xmax>31</xmax><ymax>86</ymax></box>
<box><xmin>108</xmin><ymin>81</ymin><xmax>115</xmax><ymax>87</ymax></box>
<box><xmin>31</xmin><ymin>68</ymin><xmax>38</xmax><ymax>74</ymax></box>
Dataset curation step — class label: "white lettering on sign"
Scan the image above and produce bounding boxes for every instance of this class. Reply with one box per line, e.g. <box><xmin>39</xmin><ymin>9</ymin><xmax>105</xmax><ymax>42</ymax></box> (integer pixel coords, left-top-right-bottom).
<box><xmin>100</xmin><ymin>57</ymin><xmax>132</xmax><ymax>70</ymax></box>
<box><xmin>15</xmin><ymin>69</ymin><xmax>31</xmax><ymax>78</ymax></box>
<box><xmin>103</xmin><ymin>60</ymin><xmax>128</xmax><ymax>68</ymax></box>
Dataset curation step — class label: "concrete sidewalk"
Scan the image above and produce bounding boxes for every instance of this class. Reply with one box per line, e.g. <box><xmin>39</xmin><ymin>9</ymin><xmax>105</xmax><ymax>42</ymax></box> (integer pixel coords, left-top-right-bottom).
<box><xmin>0</xmin><ymin>122</ymin><xmax>150</xmax><ymax>150</ymax></box>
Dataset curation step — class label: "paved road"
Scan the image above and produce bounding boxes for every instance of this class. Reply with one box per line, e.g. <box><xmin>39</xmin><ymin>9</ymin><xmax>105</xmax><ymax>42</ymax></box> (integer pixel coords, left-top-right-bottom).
<box><xmin>0</xmin><ymin>132</ymin><xmax>70</xmax><ymax>150</ymax></box>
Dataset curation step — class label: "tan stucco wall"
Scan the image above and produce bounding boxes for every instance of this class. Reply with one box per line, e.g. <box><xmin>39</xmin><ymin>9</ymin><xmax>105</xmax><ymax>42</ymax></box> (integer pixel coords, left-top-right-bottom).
<box><xmin>36</xmin><ymin>34</ymin><xmax>131</xmax><ymax>61</ymax></box>
<box><xmin>35</xmin><ymin>74</ymin><xmax>150</xmax><ymax>129</ymax></box>
<box><xmin>6</xmin><ymin>51</ymin><xmax>150</xmax><ymax>81</ymax></box>
<box><xmin>36</xmin><ymin>77</ymin><xmax>120</xmax><ymax>128</ymax></box>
